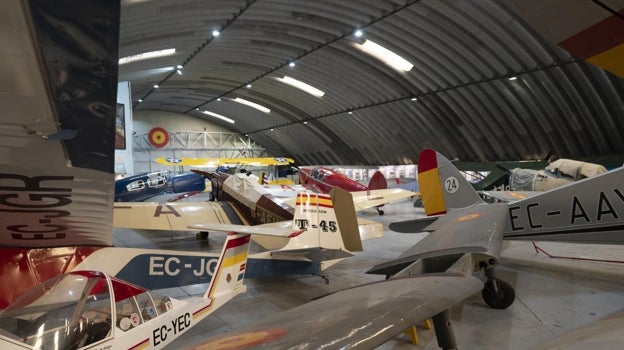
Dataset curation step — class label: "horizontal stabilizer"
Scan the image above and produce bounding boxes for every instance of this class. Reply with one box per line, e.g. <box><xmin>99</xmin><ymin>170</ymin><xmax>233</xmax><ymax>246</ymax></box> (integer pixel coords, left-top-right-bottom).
<box><xmin>271</xmin><ymin>247</ymin><xmax>354</xmax><ymax>261</ymax></box>
<box><xmin>189</xmin><ymin>221</ymin><xmax>303</xmax><ymax>238</ymax></box>
<box><xmin>350</xmin><ymin>188</ymin><xmax>418</xmax><ymax>211</ymax></box>
<box><xmin>389</xmin><ymin>216</ymin><xmax>440</xmax><ymax>233</ymax></box>
<box><xmin>368</xmin><ymin>203</ymin><xmax>507</xmax><ymax>276</ymax></box>
<box><xmin>190</xmin><ymin>272</ymin><xmax>482</xmax><ymax>349</ymax></box>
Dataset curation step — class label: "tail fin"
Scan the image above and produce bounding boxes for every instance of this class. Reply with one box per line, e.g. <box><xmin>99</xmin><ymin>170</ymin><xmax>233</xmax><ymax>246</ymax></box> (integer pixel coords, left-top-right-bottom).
<box><xmin>331</xmin><ymin>187</ymin><xmax>363</xmax><ymax>251</ymax></box>
<box><xmin>287</xmin><ymin>189</ymin><xmax>362</xmax><ymax>252</ymax></box>
<box><xmin>204</xmin><ymin>232</ymin><xmax>251</xmax><ymax>300</ymax></box>
<box><xmin>418</xmin><ymin>148</ymin><xmax>483</xmax><ymax>216</ymax></box>
<box><xmin>368</xmin><ymin>170</ymin><xmax>388</xmax><ymax>190</ymax></box>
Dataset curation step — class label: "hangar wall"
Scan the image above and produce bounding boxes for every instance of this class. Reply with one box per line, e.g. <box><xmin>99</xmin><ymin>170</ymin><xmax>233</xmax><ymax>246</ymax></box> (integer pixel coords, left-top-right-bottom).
<box><xmin>133</xmin><ymin>110</ymin><xmax>234</xmax><ymax>134</ymax></box>
<box><xmin>131</xmin><ymin>111</ymin><xmax>268</xmax><ymax>174</ymax></box>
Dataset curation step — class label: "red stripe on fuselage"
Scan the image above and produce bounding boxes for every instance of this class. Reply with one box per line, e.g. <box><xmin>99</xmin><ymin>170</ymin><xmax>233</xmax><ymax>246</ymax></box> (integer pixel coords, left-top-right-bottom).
<box><xmin>128</xmin><ymin>338</ymin><xmax>150</xmax><ymax>350</ymax></box>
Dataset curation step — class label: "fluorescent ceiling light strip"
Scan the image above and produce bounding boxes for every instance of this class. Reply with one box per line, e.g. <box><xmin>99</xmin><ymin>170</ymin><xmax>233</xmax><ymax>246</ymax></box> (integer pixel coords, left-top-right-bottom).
<box><xmin>202</xmin><ymin>110</ymin><xmax>235</xmax><ymax>124</ymax></box>
<box><xmin>276</xmin><ymin>76</ymin><xmax>325</xmax><ymax>97</ymax></box>
<box><xmin>119</xmin><ymin>48</ymin><xmax>176</xmax><ymax>65</ymax></box>
<box><xmin>233</xmin><ymin>98</ymin><xmax>271</xmax><ymax>113</ymax></box>
<box><xmin>355</xmin><ymin>40</ymin><xmax>413</xmax><ymax>72</ymax></box>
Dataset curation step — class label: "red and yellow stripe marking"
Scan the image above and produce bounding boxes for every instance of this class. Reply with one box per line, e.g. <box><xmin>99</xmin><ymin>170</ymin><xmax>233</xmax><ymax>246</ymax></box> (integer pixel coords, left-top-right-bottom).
<box><xmin>129</xmin><ymin>338</ymin><xmax>150</xmax><ymax>350</ymax></box>
<box><xmin>205</xmin><ymin>234</ymin><xmax>250</xmax><ymax>298</ymax></box>
<box><xmin>418</xmin><ymin>149</ymin><xmax>446</xmax><ymax>216</ymax></box>
<box><xmin>222</xmin><ymin>250</ymin><xmax>249</xmax><ymax>269</ymax></box>
<box><xmin>193</xmin><ymin>304</ymin><xmax>213</xmax><ymax>320</ymax></box>
<box><xmin>295</xmin><ymin>193</ymin><xmax>333</xmax><ymax>208</ymax></box>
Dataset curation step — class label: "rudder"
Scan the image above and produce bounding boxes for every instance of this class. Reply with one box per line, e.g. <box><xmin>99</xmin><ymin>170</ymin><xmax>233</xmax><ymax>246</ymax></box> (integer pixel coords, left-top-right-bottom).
<box><xmin>368</xmin><ymin>170</ymin><xmax>388</xmax><ymax>190</ymax></box>
<box><xmin>204</xmin><ymin>232</ymin><xmax>251</xmax><ymax>300</ymax></box>
<box><xmin>418</xmin><ymin>148</ymin><xmax>483</xmax><ymax>216</ymax></box>
<box><xmin>288</xmin><ymin>189</ymin><xmax>362</xmax><ymax>252</ymax></box>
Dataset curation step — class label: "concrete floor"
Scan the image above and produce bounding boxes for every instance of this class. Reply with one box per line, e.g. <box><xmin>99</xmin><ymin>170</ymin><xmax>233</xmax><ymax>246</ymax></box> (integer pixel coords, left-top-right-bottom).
<box><xmin>113</xmin><ymin>198</ymin><xmax>624</xmax><ymax>349</ymax></box>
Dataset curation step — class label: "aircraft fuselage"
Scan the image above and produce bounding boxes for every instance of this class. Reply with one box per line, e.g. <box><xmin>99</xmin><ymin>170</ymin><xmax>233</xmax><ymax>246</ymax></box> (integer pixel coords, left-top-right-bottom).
<box><xmin>504</xmin><ymin>168</ymin><xmax>624</xmax><ymax>243</ymax></box>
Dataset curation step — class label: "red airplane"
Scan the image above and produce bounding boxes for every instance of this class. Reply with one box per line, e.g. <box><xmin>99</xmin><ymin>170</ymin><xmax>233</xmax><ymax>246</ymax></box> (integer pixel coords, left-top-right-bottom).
<box><xmin>299</xmin><ymin>167</ymin><xmax>389</xmax><ymax>214</ymax></box>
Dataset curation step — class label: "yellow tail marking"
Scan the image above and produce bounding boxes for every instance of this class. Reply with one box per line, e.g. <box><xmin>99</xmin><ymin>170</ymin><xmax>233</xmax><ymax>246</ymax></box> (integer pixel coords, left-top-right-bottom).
<box><xmin>419</xmin><ymin>168</ymin><xmax>446</xmax><ymax>216</ymax></box>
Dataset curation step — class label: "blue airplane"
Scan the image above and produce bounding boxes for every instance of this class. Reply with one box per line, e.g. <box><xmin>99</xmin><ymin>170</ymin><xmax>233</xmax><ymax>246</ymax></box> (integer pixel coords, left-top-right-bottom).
<box><xmin>114</xmin><ymin>171</ymin><xmax>206</xmax><ymax>202</ymax></box>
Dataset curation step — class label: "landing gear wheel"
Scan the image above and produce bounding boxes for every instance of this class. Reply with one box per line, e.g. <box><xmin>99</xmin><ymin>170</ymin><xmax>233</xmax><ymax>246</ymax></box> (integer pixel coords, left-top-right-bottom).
<box><xmin>197</xmin><ymin>231</ymin><xmax>209</xmax><ymax>240</ymax></box>
<box><xmin>482</xmin><ymin>278</ymin><xmax>515</xmax><ymax>309</ymax></box>
<box><xmin>376</xmin><ymin>209</ymin><xmax>384</xmax><ymax>215</ymax></box>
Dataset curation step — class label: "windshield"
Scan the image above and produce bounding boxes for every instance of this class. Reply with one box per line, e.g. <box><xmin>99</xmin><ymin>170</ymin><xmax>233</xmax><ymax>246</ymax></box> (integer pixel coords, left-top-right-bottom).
<box><xmin>0</xmin><ymin>271</ymin><xmax>112</xmax><ymax>349</ymax></box>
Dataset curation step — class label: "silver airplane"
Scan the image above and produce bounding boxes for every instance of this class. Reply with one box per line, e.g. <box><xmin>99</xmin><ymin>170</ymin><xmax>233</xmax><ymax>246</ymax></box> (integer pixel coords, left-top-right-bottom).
<box><xmin>186</xmin><ymin>148</ymin><xmax>623</xmax><ymax>349</ymax></box>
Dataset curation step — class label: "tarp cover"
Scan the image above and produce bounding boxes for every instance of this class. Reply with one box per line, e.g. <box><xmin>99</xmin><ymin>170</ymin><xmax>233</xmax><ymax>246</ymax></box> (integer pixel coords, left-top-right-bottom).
<box><xmin>545</xmin><ymin>159</ymin><xmax>607</xmax><ymax>180</ymax></box>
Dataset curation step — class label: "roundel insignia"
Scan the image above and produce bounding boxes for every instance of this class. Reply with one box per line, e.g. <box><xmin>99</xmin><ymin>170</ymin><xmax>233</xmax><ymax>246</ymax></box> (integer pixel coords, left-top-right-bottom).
<box><xmin>508</xmin><ymin>192</ymin><xmax>526</xmax><ymax>199</ymax></box>
<box><xmin>148</xmin><ymin>127</ymin><xmax>169</xmax><ymax>148</ymax></box>
<box><xmin>165</xmin><ymin>157</ymin><xmax>182</xmax><ymax>163</ymax></box>
<box><xmin>130</xmin><ymin>312</ymin><xmax>140</xmax><ymax>326</ymax></box>
<box><xmin>458</xmin><ymin>213</ymin><xmax>481</xmax><ymax>221</ymax></box>
<box><xmin>444</xmin><ymin>176</ymin><xmax>459</xmax><ymax>194</ymax></box>
<box><xmin>195</xmin><ymin>328</ymin><xmax>286</xmax><ymax>350</ymax></box>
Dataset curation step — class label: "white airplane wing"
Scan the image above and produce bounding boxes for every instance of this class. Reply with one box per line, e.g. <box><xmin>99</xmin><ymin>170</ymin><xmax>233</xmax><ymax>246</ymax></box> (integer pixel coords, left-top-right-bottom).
<box><xmin>260</xmin><ymin>183</ymin><xmax>307</xmax><ymax>198</ymax></box>
<box><xmin>114</xmin><ymin>201</ymin><xmax>384</xmax><ymax>240</ymax></box>
<box><xmin>190</xmin><ymin>272</ymin><xmax>482</xmax><ymax>349</ymax></box>
<box><xmin>189</xmin><ymin>221</ymin><xmax>303</xmax><ymax>238</ymax></box>
<box><xmin>0</xmin><ymin>0</ymin><xmax>118</xmax><ymax>248</ymax></box>
<box><xmin>350</xmin><ymin>188</ymin><xmax>418</xmax><ymax>211</ymax></box>
<box><xmin>114</xmin><ymin>202</ymin><xmax>234</xmax><ymax>231</ymax></box>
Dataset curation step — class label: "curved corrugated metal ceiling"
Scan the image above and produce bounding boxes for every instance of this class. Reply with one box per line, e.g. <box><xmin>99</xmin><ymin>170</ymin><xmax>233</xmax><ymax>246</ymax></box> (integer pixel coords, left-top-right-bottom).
<box><xmin>119</xmin><ymin>0</ymin><xmax>624</xmax><ymax>165</ymax></box>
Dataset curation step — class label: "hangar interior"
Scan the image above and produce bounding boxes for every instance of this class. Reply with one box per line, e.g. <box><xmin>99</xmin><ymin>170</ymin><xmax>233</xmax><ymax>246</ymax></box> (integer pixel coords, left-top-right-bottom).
<box><xmin>113</xmin><ymin>0</ymin><xmax>624</xmax><ymax>349</ymax></box>
<box><xmin>113</xmin><ymin>202</ymin><xmax>624</xmax><ymax>350</ymax></box>
<box><xmin>116</xmin><ymin>0</ymin><xmax>624</xmax><ymax>349</ymax></box>
<box><xmin>119</xmin><ymin>0</ymin><xmax>624</xmax><ymax>167</ymax></box>
<box><xmin>1</xmin><ymin>0</ymin><xmax>623</xmax><ymax>349</ymax></box>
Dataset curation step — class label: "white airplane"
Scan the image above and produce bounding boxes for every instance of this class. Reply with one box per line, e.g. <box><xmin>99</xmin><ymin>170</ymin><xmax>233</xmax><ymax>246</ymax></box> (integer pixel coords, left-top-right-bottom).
<box><xmin>87</xmin><ymin>188</ymin><xmax>364</xmax><ymax>288</ymax></box>
<box><xmin>0</xmin><ymin>231</ymin><xmax>251</xmax><ymax>350</ymax></box>
<box><xmin>111</xmin><ymin>169</ymin><xmax>414</xmax><ymax>286</ymax></box>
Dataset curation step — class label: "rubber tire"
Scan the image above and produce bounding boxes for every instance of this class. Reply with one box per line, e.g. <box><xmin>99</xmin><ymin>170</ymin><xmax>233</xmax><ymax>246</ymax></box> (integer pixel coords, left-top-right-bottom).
<box><xmin>482</xmin><ymin>278</ymin><xmax>515</xmax><ymax>309</ymax></box>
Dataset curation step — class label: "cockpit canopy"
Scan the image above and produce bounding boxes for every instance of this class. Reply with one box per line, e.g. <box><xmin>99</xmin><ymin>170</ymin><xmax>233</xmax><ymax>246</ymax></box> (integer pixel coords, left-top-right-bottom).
<box><xmin>0</xmin><ymin>271</ymin><xmax>171</xmax><ymax>349</ymax></box>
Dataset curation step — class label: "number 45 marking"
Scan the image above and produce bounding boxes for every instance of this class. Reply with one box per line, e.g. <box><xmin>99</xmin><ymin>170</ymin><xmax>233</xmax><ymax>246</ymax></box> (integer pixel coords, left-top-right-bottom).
<box><xmin>318</xmin><ymin>220</ymin><xmax>337</xmax><ymax>232</ymax></box>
